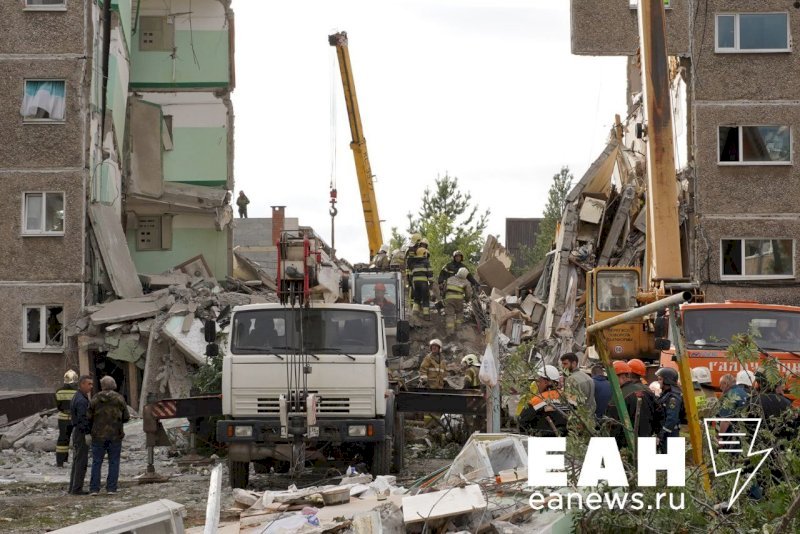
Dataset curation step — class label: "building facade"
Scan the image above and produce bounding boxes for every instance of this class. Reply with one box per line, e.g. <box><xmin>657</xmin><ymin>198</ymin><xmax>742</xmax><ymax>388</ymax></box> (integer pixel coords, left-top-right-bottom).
<box><xmin>0</xmin><ymin>0</ymin><xmax>234</xmax><ymax>392</ymax></box>
<box><xmin>571</xmin><ymin>0</ymin><xmax>800</xmax><ymax>304</ymax></box>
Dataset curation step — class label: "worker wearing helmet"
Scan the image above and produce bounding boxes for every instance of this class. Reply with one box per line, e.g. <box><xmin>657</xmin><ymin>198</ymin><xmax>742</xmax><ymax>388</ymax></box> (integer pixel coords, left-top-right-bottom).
<box><xmin>55</xmin><ymin>370</ymin><xmax>79</xmax><ymax>467</ymax></box>
<box><xmin>690</xmin><ymin>366</ymin><xmax>717</xmax><ymax>417</ymax></box>
<box><xmin>655</xmin><ymin>367</ymin><xmax>683</xmax><ymax>452</ymax></box>
<box><xmin>404</xmin><ymin>234</ymin><xmax>426</xmax><ymax>288</ymax></box>
<box><xmin>389</xmin><ymin>247</ymin><xmax>406</xmax><ymax>269</ymax></box>
<box><xmin>443</xmin><ymin>267</ymin><xmax>473</xmax><ymax>334</ymax></box>
<box><xmin>438</xmin><ymin>249</ymin><xmax>478</xmax><ymax>296</ymax></box>
<box><xmin>364</xmin><ymin>282</ymin><xmax>395</xmax><ymax>320</ymax></box>
<box><xmin>420</xmin><ymin>339</ymin><xmax>447</xmax><ymax>389</ymax></box>
<box><xmin>410</xmin><ymin>247</ymin><xmax>433</xmax><ymax>319</ymax></box>
<box><xmin>461</xmin><ymin>354</ymin><xmax>481</xmax><ymax>388</ymax></box>
<box><xmin>519</xmin><ymin>365</ymin><xmax>571</xmax><ymax>436</ymax></box>
<box><xmin>371</xmin><ymin>245</ymin><xmax>391</xmax><ymax>270</ymax></box>
<box><xmin>627</xmin><ymin>359</ymin><xmax>648</xmax><ymax>385</ymax></box>
<box><xmin>717</xmin><ymin>370</ymin><xmax>753</xmax><ymax>434</ymax></box>
<box><xmin>606</xmin><ymin>361</ymin><xmax>659</xmax><ymax>448</ymax></box>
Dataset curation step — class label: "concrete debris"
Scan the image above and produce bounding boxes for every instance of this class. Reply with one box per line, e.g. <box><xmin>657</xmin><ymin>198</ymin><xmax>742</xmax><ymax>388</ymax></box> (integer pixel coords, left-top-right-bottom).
<box><xmin>402</xmin><ymin>484</ymin><xmax>486</xmax><ymax>524</ymax></box>
<box><xmin>0</xmin><ymin>413</ymin><xmax>44</xmax><ymax>450</ymax></box>
<box><xmin>48</xmin><ymin>499</ymin><xmax>186</xmax><ymax>534</ymax></box>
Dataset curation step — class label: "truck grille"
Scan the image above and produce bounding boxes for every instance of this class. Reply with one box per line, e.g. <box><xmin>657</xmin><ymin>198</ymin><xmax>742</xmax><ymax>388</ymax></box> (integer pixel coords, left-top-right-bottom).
<box><xmin>233</xmin><ymin>390</ymin><xmax>374</xmax><ymax>417</ymax></box>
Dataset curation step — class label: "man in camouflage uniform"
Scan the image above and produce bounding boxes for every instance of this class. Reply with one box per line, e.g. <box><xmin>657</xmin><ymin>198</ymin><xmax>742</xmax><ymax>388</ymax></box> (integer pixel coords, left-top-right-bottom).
<box><xmin>88</xmin><ymin>376</ymin><xmax>129</xmax><ymax>495</ymax></box>
<box><xmin>55</xmin><ymin>370</ymin><xmax>78</xmax><ymax>467</ymax></box>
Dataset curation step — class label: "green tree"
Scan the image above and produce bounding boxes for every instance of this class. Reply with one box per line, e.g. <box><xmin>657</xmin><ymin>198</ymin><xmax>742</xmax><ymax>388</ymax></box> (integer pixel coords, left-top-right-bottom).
<box><xmin>389</xmin><ymin>227</ymin><xmax>405</xmax><ymax>252</ymax></box>
<box><xmin>406</xmin><ymin>173</ymin><xmax>490</xmax><ymax>273</ymax></box>
<box><xmin>530</xmin><ymin>166</ymin><xmax>573</xmax><ymax>266</ymax></box>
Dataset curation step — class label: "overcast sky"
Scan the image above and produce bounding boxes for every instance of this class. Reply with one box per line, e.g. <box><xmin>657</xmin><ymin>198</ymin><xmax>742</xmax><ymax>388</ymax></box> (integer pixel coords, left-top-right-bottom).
<box><xmin>231</xmin><ymin>0</ymin><xmax>626</xmax><ymax>263</ymax></box>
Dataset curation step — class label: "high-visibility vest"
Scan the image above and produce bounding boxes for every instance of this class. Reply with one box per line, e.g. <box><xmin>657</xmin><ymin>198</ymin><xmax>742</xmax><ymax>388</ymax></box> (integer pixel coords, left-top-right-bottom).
<box><xmin>55</xmin><ymin>386</ymin><xmax>76</xmax><ymax>421</ymax></box>
<box><xmin>412</xmin><ymin>264</ymin><xmax>431</xmax><ymax>283</ymax></box>
<box><xmin>445</xmin><ymin>282</ymin><xmax>467</xmax><ymax>301</ymax></box>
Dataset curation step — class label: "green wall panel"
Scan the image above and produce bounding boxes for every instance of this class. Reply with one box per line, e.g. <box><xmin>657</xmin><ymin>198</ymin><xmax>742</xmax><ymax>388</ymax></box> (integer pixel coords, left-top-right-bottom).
<box><xmin>127</xmin><ymin>226</ymin><xmax>229</xmax><ymax>279</ymax></box>
<box><xmin>164</xmin><ymin>127</ymin><xmax>228</xmax><ymax>184</ymax></box>
<box><xmin>130</xmin><ymin>30</ymin><xmax>229</xmax><ymax>86</ymax></box>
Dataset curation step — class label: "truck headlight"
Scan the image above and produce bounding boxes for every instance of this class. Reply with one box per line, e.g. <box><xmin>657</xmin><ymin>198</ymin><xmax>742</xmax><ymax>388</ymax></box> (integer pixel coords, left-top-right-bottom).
<box><xmin>234</xmin><ymin>425</ymin><xmax>253</xmax><ymax>438</ymax></box>
<box><xmin>348</xmin><ymin>425</ymin><xmax>367</xmax><ymax>437</ymax></box>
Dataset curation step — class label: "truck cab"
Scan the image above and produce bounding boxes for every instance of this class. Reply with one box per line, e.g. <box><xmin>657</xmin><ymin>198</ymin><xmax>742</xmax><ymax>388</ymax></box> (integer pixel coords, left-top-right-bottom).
<box><xmin>349</xmin><ymin>269</ymin><xmax>407</xmax><ymax>354</ymax></box>
<box><xmin>217</xmin><ymin>302</ymin><xmax>399</xmax><ymax>487</ymax></box>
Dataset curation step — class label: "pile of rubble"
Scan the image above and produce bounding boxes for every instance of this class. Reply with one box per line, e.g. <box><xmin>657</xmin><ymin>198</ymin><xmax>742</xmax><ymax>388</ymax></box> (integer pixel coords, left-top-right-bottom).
<box><xmin>68</xmin><ymin>271</ymin><xmax>277</xmax><ymax>412</ymax></box>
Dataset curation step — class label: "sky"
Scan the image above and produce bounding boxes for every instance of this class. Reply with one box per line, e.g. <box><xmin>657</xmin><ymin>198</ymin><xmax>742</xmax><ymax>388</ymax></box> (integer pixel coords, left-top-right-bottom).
<box><xmin>231</xmin><ymin>0</ymin><xmax>627</xmax><ymax>263</ymax></box>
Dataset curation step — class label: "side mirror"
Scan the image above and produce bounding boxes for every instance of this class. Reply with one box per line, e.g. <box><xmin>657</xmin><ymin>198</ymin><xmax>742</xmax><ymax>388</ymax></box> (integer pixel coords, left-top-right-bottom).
<box><xmin>396</xmin><ymin>320</ymin><xmax>410</xmax><ymax>343</ymax></box>
<box><xmin>392</xmin><ymin>343</ymin><xmax>410</xmax><ymax>357</ymax></box>
<box><xmin>204</xmin><ymin>319</ymin><xmax>217</xmax><ymax>343</ymax></box>
<box><xmin>654</xmin><ymin>338</ymin><xmax>671</xmax><ymax>351</ymax></box>
<box><xmin>653</xmin><ymin>314</ymin><xmax>668</xmax><ymax>338</ymax></box>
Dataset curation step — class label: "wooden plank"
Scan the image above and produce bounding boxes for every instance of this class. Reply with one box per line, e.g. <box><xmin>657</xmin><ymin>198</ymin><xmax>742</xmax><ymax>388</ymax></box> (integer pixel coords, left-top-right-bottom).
<box><xmin>402</xmin><ymin>484</ymin><xmax>486</xmax><ymax>524</ymax></box>
<box><xmin>127</xmin><ymin>362</ymin><xmax>139</xmax><ymax>411</ymax></box>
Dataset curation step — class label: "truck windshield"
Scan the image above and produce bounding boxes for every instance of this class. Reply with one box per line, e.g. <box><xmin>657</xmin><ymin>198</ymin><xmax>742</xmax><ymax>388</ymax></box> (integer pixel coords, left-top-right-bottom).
<box><xmin>596</xmin><ymin>270</ymin><xmax>638</xmax><ymax>312</ymax></box>
<box><xmin>231</xmin><ymin>308</ymin><xmax>379</xmax><ymax>355</ymax></box>
<box><xmin>684</xmin><ymin>308</ymin><xmax>800</xmax><ymax>352</ymax></box>
<box><xmin>354</xmin><ymin>278</ymin><xmax>398</xmax><ymax>327</ymax></box>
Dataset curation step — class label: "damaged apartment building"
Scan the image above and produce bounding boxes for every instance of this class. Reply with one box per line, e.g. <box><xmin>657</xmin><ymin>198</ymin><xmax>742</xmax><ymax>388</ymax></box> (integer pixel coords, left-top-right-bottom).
<box><xmin>0</xmin><ymin>0</ymin><xmax>234</xmax><ymax>393</ymax></box>
<box><xmin>570</xmin><ymin>0</ymin><xmax>800</xmax><ymax>305</ymax></box>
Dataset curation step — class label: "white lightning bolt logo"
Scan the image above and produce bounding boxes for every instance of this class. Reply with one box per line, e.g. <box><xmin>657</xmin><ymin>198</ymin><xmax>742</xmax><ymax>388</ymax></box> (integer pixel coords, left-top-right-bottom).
<box><xmin>704</xmin><ymin>418</ymin><xmax>772</xmax><ymax>509</ymax></box>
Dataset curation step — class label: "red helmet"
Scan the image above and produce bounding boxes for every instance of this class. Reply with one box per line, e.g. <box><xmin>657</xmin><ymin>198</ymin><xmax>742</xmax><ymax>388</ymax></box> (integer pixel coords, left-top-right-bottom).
<box><xmin>627</xmin><ymin>358</ymin><xmax>646</xmax><ymax>378</ymax></box>
<box><xmin>613</xmin><ymin>361</ymin><xmax>633</xmax><ymax>376</ymax></box>
<box><xmin>374</xmin><ymin>283</ymin><xmax>386</xmax><ymax>291</ymax></box>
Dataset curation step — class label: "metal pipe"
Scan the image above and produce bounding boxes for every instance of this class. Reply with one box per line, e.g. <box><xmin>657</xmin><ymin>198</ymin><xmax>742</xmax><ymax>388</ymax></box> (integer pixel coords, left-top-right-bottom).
<box><xmin>586</xmin><ymin>291</ymin><xmax>691</xmax><ymax>334</ymax></box>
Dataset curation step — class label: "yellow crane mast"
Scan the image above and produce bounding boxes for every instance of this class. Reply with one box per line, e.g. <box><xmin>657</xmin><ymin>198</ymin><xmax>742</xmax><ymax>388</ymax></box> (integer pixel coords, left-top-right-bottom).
<box><xmin>328</xmin><ymin>31</ymin><xmax>383</xmax><ymax>259</ymax></box>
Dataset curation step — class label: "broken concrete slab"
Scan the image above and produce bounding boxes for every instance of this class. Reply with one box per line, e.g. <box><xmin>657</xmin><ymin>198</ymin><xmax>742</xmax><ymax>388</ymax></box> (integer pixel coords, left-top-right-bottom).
<box><xmin>108</xmin><ymin>334</ymin><xmax>146</xmax><ymax>363</ymax></box>
<box><xmin>139</xmin><ymin>273</ymin><xmax>191</xmax><ymax>288</ymax></box>
<box><xmin>91</xmin><ymin>299</ymin><xmax>161</xmax><ymax>325</ymax></box>
<box><xmin>48</xmin><ymin>499</ymin><xmax>186</xmax><ymax>534</ymax></box>
<box><xmin>402</xmin><ymin>484</ymin><xmax>486</xmax><ymax>524</ymax></box>
<box><xmin>477</xmin><ymin>258</ymin><xmax>517</xmax><ymax>290</ymax></box>
<box><xmin>175</xmin><ymin>254</ymin><xmax>214</xmax><ymax>279</ymax></box>
<box><xmin>89</xmin><ymin>204</ymin><xmax>144</xmax><ymax>299</ymax></box>
<box><xmin>0</xmin><ymin>414</ymin><xmax>43</xmax><ymax>449</ymax></box>
<box><xmin>162</xmin><ymin>316</ymin><xmax>209</xmax><ymax>366</ymax></box>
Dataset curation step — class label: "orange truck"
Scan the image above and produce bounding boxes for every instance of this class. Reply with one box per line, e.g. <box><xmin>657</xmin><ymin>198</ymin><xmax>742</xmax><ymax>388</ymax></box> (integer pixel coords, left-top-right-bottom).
<box><xmin>660</xmin><ymin>300</ymin><xmax>800</xmax><ymax>402</ymax></box>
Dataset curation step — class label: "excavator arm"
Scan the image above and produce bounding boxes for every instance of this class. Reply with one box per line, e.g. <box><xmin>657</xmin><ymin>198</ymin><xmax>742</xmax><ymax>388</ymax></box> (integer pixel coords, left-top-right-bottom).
<box><xmin>329</xmin><ymin>31</ymin><xmax>383</xmax><ymax>259</ymax></box>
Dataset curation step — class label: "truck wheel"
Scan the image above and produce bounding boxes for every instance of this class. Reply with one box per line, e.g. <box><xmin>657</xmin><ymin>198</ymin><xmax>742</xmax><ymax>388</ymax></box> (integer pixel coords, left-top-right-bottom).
<box><xmin>392</xmin><ymin>413</ymin><xmax>405</xmax><ymax>473</ymax></box>
<box><xmin>371</xmin><ymin>439</ymin><xmax>391</xmax><ymax>476</ymax></box>
<box><xmin>229</xmin><ymin>460</ymin><xmax>249</xmax><ymax>489</ymax></box>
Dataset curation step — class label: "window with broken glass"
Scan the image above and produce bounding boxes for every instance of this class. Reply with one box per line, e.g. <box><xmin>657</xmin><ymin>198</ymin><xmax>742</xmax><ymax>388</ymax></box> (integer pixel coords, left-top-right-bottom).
<box><xmin>23</xmin><ymin>192</ymin><xmax>64</xmax><ymax>235</ymax></box>
<box><xmin>721</xmin><ymin>239</ymin><xmax>794</xmax><ymax>279</ymax></box>
<box><xmin>23</xmin><ymin>305</ymin><xmax>64</xmax><ymax>350</ymax></box>
<box><xmin>716</xmin><ymin>13</ymin><xmax>790</xmax><ymax>53</ymax></box>
<box><xmin>718</xmin><ymin>126</ymin><xmax>791</xmax><ymax>164</ymax></box>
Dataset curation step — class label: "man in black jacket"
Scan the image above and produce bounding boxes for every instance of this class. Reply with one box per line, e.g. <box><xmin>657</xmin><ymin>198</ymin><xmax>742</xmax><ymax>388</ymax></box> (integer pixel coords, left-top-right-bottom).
<box><xmin>68</xmin><ymin>375</ymin><xmax>93</xmax><ymax>495</ymax></box>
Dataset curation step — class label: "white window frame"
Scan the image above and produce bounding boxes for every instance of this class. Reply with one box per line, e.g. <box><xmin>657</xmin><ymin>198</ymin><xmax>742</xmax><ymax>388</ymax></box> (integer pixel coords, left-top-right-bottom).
<box><xmin>717</xmin><ymin>125</ymin><xmax>792</xmax><ymax>166</ymax></box>
<box><xmin>629</xmin><ymin>0</ymin><xmax>672</xmax><ymax>10</ymax></box>
<box><xmin>21</xmin><ymin>191</ymin><xmax>65</xmax><ymax>236</ymax></box>
<box><xmin>24</xmin><ymin>0</ymin><xmax>67</xmax><ymax>11</ymax></box>
<box><xmin>715</xmin><ymin>13</ymin><xmax>791</xmax><ymax>53</ymax></box>
<box><xmin>720</xmin><ymin>238</ymin><xmax>796</xmax><ymax>281</ymax></box>
<box><xmin>22</xmin><ymin>304</ymin><xmax>65</xmax><ymax>352</ymax></box>
<box><xmin>22</xmin><ymin>79</ymin><xmax>67</xmax><ymax>123</ymax></box>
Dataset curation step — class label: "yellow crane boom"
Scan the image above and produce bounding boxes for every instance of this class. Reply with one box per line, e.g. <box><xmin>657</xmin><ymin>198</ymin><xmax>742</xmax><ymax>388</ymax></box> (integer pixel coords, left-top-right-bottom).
<box><xmin>329</xmin><ymin>31</ymin><xmax>383</xmax><ymax>259</ymax></box>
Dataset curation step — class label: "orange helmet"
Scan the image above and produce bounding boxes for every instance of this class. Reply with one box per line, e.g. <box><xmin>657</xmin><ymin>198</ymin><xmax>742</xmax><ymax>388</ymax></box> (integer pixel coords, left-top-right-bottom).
<box><xmin>613</xmin><ymin>361</ymin><xmax>633</xmax><ymax>376</ymax></box>
<box><xmin>374</xmin><ymin>283</ymin><xmax>386</xmax><ymax>291</ymax></box>
<box><xmin>628</xmin><ymin>358</ymin><xmax>646</xmax><ymax>378</ymax></box>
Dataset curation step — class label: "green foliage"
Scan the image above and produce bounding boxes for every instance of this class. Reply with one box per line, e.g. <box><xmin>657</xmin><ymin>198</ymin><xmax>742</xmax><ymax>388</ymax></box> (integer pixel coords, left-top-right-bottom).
<box><xmin>530</xmin><ymin>166</ymin><xmax>573</xmax><ymax>266</ymax></box>
<box><xmin>405</xmin><ymin>173</ymin><xmax>490</xmax><ymax>273</ymax></box>
<box><xmin>191</xmin><ymin>353</ymin><xmax>223</xmax><ymax>393</ymax></box>
<box><xmin>389</xmin><ymin>226</ymin><xmax>405</xmax><ymax>252</ymax></box>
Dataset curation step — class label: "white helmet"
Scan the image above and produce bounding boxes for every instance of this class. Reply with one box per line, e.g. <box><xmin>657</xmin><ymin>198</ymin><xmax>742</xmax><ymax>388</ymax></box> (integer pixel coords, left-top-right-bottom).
<box><xmin>429</xmin><ymin>339</ymin><xmax>442</xmax><ymax>349</ymax></box>
<box><xmin>63</xmin><ymin>370</ymin><xmax>79</xmax><ymax>385</ymax></box>
<box><xmin>456</xmin><ymin>267</ymin><xmax>469</xmax><ymax>280</ymax></box>
<box><xmin>736</xmin><ymin>369</ymin><xmax>755</xmax><ymax>386</ymax></box>
<box><xmin>536</xmin><ymin>364</ymin><xmax>560</xmax><ymax>382</ymax></box>
<box><xmin>691</xmin><ymin>366</ymin><xmax>711</xmax><ymax>385</ymax></box>
<box><xmin>649</xmin><ymin>381</ymin><xmax>662</xmax><ymax>397</ymax></box>
<box><xmin>379</xmin><ymin>244</ymin><xmax>389</xmax><ymax>254</ymax></box>
<box><xmin>461</xmin><ymin>354</ymin><xmax>480</xmax><ymax>367</ymax></box>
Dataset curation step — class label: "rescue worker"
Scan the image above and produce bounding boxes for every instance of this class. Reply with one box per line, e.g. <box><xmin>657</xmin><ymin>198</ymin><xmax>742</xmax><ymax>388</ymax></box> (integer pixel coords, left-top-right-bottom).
<box><xmin>236</xmin><ymin>191</ymin><xmax>250</xmax><ymax>218</ymax></box>
<box><xmin>411</xmin><ymin>247</ymin><xmax>433</xmax><ymax>319</ymax></box>
<box><xmin>691</xmin><ymin>366</ymin><xmax>717</xmax><ymax>417</ymax></box>
<box><xmin>462</xmin><ymin>354</ymin><xmax>481</xmax><ymax>388</ymax></box>
<box><xmin>372</xmin><ymin>244</ymin><xmax>391</xmax><ymax>270</ymax></box>
<box><xmin>627</xmin><ymin>358</ymin><xmax>648</xmax><ymax>385</ymax></box>
<box><xmin>590</xmin><ymin>364</ymin><xmax>611</xmax><ymax>420</ymax></box>
<box><xmin>444</xmin><ymin>267</ymin><xmax>473</xmax><ymax>334</ymax></box>
<box><xmin>606</xmin><ymin>361</ymin><xmax>659</xmax><ymax>448</ymax></box>
<box><xmin>420</xmin><ymin>339</ymin><xmax>447</xmax><ymax>389</ymax></box>
<box><xmin>752</xmin><ymin>369</ymin><xmax>794</xmax><ymax>438</ymax></box>
<box><xmin>718</xmin><ymin>370</ymin><xmax>753</xmax><ymax>434</ymax></box>
<box><xmin>364</xmin><ymin>283</ymin><xmax>395</xmax><ymax>320</ymax></box>
<box><xmin>55</xmin><ymin>370</ymin><xmax>79</xmax><ymax>467</ymax></box>
<box><xmin>389</xmin><ymin>247</ymin><xmax>406</xmax><ymax>269</ymax></box>
<box><xmin>438</xmin><ymin>250</ymin><xmax>478</xmax><ymax>295</ymax></box>
<box><xmin>655</xmin><ymin>367</ymin><xmax>683</xmax><ymax>453</ymax></box>
<box><xmin>519</xmin><ymin>365</ymin><xmax>570</xmax><ymax>437</ymax></box>
<box><xmin>559</xmin><ymin>352</ymin><xmax>596</xmax><ymax>418</ymax></box>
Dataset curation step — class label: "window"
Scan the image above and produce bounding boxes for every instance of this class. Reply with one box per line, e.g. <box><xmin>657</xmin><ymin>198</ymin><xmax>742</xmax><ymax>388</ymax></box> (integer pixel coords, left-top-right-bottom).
<box><xmin>721</xmin><ymin>239</ymin><xmax>794</xmax><ymax>279</ymax></box>
<box><xmin>23</xmin><ymin>305</ymin><xmax>64</xmax><ymax>351</ymax></box>
<box><xmin>716</xmin><ymin>13</ymin><xmax>790</xmax><ymax>52</ymax></box>
<box><xmin>136</xmin><ymin>215</ymin><xmax>172</xmax><ymax>251</ymax></box>
<box><xmin>21</xmin><ymin>80</ymin><xmax>66</xmax><ymax>121</ymax></box>
<box><xmin>24</xmin><ymin>0</ymin><xmax>66</xmax><ymax>10</ymax></box>
<box><xmin>684</xmin><ymin>309</ymin><xmax>800</xmax><ymax>350</ymax></box>
<box><xmin>23</xmin><ymin>192</ymin><xmax>64</xmax><ymax>235</ymax></box>
<box><xmin>139</xmin><ymin>16</ymin><xmax>175</xmax><ymax>52</ymax></box>
<box><xmin>596</xmin><ymin>270</ymin><xmax>639</xmax><ymax>312</ymax></box>
<box><xmin>718</xmin><ymin>126</ymin><xmax>791</xmax><ymax>164</ymax></box>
